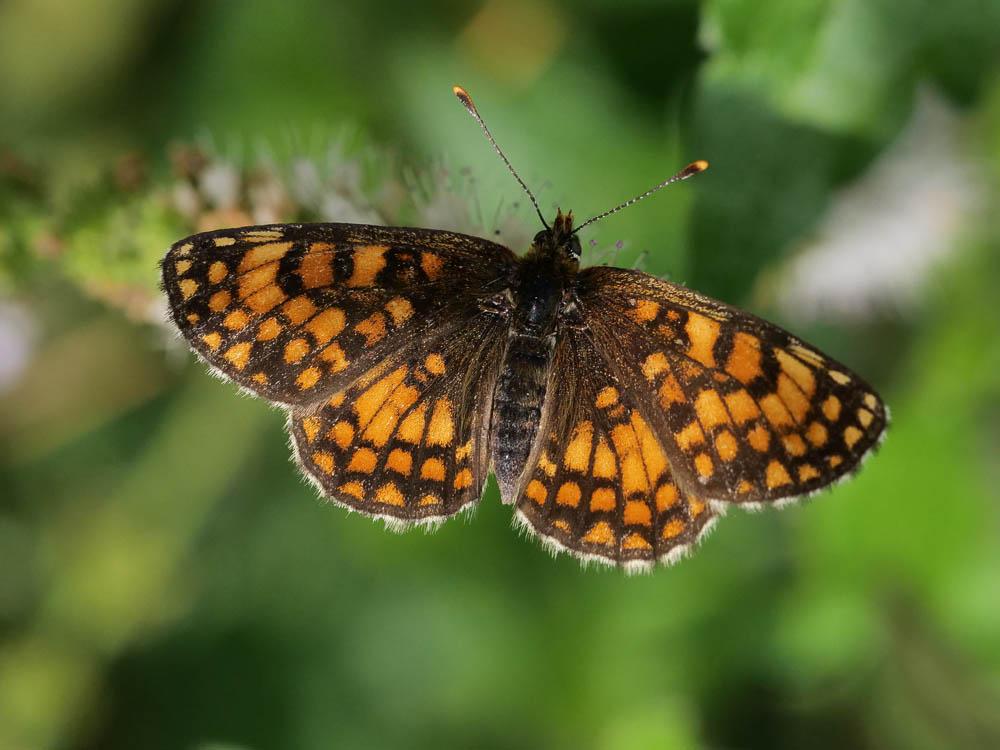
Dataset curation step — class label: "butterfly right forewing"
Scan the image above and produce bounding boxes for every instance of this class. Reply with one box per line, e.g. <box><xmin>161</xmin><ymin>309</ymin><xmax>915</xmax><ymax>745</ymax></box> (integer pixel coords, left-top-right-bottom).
<box><xmin>576</xmin><ymin>267</ymin><xmax>888</xmax><ymax>507</ymax></box>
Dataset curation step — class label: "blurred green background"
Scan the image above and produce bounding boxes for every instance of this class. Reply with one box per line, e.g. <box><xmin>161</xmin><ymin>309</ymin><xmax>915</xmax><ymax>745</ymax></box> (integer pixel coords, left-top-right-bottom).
<box><xmin>2</xmin><ymin>1</ymin><xmax>999</xmax><ymax>748</ymax></box>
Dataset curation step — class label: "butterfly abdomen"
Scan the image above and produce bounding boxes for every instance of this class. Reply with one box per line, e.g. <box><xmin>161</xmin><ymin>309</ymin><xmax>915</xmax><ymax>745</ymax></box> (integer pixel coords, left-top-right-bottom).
<box><xmin>491</xmin><ymin>332</ymin><xmax>554</xmax><ymax>503</ymax></box>
<box><xmin>489</xmin><ymin>257</ymin><xmax>569</xmax><ymax>502</ymax></box>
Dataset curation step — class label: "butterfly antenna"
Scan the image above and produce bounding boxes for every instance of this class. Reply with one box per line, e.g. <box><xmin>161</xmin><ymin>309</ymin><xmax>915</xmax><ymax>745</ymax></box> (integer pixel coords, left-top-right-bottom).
<box><xmin>453</xmin><ymin>85</ymin><xmax>550</xmax><ymax>230</ymax></box>
<box><xmin>573</xmin><ymin>160</ymin><xmax>709</xmax><ymax>234</ymax></box>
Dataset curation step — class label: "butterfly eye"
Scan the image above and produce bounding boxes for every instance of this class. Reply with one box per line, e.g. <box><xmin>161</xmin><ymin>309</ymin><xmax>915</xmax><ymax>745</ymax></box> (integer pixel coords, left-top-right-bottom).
<box><xmin>533</xmin><ymin>229</ymin><xmax>551</xmax><ymax>246</ymax></box>
<box><xmin>564</xmin><ymin>236</ymin><xmax>582</xmax><ymax>259</ymax></box>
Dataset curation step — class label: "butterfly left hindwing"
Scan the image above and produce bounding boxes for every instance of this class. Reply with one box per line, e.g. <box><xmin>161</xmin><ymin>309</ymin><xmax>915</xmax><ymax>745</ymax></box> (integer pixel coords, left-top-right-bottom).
<box><xmin>289</xmin><ymin>308</ymin><xmax>508</xmax><ymax>524</ymax></box>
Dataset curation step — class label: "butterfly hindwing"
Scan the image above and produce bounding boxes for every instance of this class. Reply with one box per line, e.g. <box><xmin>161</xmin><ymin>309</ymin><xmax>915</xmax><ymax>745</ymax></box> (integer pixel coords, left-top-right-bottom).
<box><xmin>577</xmin><ymin>267</ymin><xmax>888</xmax><ymax>506</ymax></box>
<box><xmin>289</xmin><ymin>309</ymin><xmax>508</xmax><ymax>524</ymax></box>
<box><xmin>162</xmin><ymin>223</ymin><xmax>517</xmax><ymax>405</ymax></box>
<box><xmin>514</xmin><ymin>326</ymin><xmax>719</xmax><ymax>570</ymax></box>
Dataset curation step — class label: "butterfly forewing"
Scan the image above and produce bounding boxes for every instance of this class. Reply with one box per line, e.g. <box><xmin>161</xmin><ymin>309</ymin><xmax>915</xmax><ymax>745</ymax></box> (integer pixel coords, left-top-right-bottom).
<box><xmin>576</xmin><ymin>267</ymin><xmax>888</xmax><ymax>506</ymax></box>
<box><xmin>514</xmin><ymin>326</ymin><xmax>718</xmax><ymax>569</ymax></box>
<box><xmin>162</xmin><ymin>223</ymin><xmax>517</xmax><ymax>405</ymax></box>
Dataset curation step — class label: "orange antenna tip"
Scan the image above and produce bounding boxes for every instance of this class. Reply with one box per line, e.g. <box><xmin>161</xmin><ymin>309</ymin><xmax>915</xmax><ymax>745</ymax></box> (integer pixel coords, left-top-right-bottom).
<box><xmin>573</xmin><ymin>158</ymin><xmax>710</xmax><ymax>234</ymax></box>
<box><xmin>453</xmin><ymin>85</ymin><xmax>475</xmax><ymax>113</ymax></box>
<box><xmin>451</xmin><ymin>85</ymin><xmax>549</xmax><ymax>229</ymax></box>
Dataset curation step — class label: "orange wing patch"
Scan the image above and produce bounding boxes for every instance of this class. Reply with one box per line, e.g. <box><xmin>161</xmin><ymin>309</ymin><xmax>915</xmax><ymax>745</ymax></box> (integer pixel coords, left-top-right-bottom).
<box><xmin>346</xmin><ymin>245</ymin><xmax>388</xmax><ymax>288</ymax></box>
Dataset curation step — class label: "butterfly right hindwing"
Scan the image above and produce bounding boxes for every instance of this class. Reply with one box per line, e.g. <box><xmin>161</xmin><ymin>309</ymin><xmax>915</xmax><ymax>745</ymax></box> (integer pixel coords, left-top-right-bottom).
<box><xmin>514</xmin><ymin>325</ymin><xmax>719</xmax><ymax>569</ymax></box>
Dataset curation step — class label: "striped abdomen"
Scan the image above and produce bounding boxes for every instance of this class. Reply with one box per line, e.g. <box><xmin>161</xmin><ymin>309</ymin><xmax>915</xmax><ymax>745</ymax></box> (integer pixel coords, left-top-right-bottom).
<box><xmin>490</xmin><ymin>332</ymin><xmax>554</xmax><ymax>502</ymax></box>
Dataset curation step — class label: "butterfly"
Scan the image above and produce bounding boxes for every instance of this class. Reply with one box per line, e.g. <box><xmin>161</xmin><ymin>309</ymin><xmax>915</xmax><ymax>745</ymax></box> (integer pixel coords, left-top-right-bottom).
<box><xmin>161</xmin><ymin>86</ymin><xmax>887</xmax><ymax>572</ymax></box>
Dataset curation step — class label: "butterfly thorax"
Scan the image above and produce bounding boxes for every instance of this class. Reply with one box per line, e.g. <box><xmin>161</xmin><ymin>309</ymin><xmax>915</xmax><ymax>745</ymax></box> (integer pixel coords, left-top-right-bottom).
<box><xmin>510</xmin><ymin>209</ymin><xmax>581</xmax><ymax>331</ymax></box>
<box><xmin>489</xmin><ymin>210</ymin><xmax>581</xmax><ymax>502</ymax></box>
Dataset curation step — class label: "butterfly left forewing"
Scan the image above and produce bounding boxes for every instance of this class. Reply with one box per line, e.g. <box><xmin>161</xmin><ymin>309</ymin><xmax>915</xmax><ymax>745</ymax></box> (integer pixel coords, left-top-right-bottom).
<box><xmin>162</xmin><ymin>223</ymin><xmax>516</xmax><ymax>406</ymax></box>
<box><xmin>577</xmin><ymin>267</ymin><xmax>887</xmax><ymax>507</ymax></box>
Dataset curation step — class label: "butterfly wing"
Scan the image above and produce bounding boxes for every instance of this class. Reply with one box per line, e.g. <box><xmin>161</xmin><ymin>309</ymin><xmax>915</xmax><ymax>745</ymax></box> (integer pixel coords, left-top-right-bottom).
<box><xmin>161</xmin><ymin>223</ymin><xmax>516</xmax><ymax>406</ymax></box>
<box><xmin>288</xmin><ymin>307</ymin><xmax>508</xmax><ymax>526</ymax></box>
<box><xmin>162</xmin><ymin>223</ymin><xmax>517</xmax><ymax>524</ymax></box>
<box><xmin>513</xmin><ymin>324</ymin><xmax>719</xmax><ymax>570</ymax></box>
<box><xmin>574</xmin><ymin>267</ymin><xmax>888</xmax><ymax>507</ymax></box>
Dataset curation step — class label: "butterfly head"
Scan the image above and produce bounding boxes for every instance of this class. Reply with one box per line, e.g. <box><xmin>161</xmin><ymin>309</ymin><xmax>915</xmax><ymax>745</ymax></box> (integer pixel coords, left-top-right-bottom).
<box><xmin>531</xmin><ymin>208</ymin><xmax>581</xmax><ymax>266</ymax></box>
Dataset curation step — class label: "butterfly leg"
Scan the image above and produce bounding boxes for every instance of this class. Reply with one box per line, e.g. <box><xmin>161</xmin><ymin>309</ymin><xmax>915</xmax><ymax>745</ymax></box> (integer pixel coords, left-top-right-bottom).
<box><xmin>556</xmin><ymin>292</ymin><xmax>588</xmax><ymax>331</ymax></box>
<box><xmin>477</xmin><ymin>289</ymin><xmax>515</xmax><ymax>317</ymax></box>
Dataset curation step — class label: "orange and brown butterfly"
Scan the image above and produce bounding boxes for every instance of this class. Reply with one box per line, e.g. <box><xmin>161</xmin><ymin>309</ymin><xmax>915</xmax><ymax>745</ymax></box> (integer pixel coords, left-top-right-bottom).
<box><xmin>161</xmin><ymin>86</ymin><xmax>887</xmax><ymax>572</ymax></box>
